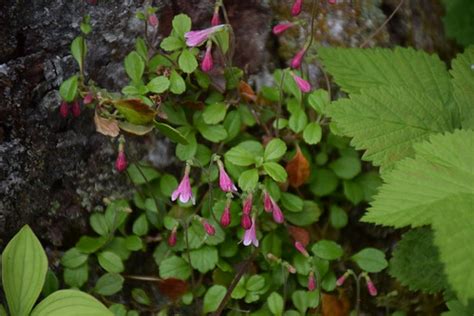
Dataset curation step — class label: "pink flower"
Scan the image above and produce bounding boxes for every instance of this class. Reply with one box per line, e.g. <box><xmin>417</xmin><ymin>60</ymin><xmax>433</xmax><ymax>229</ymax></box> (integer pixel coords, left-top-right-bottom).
<box><xmin>148</xmin><ymin>14</ymin><xmax>159</xmax><ymax>27</ymax></box>
<box><xmin>272</xmin><ymin>201</ymin><xmax>284</xmax><ymax>223</ymax></box>
<box><xmin>263</xmin><ymin>192</ymin><xmax>273</xmax><ymax>212</ymax></box>
<box><xmin>243</xmin><ymin>216</ymin><xmax>259</xmax><ymax>247</ymax></box>
<box><xmin>168</xmin><ymin>227</ymin><xmax>177</xmax><ymax>247</ymax></box>
<box><xmin>336</xmin><ymin>272</ymin><xmax>349</xmax><ymax>286</ymax></box>
<box><xmin>220</xmin><ymin>205</ymin><xmax>231</xmax><ymax>227</ymax></box>
<box><xmin>243</xmin><ymin>194</ymin><xmax>253</xmax><ymax>215</ymax></box>
<box><xmin>328</xmin><ymin>0</ymin><xmax>336</xmax><ymax>3</ymax></box>
<box><xmin>59</xmin><ymin>101</ymin><xmax>69</xmax><ymax>118</ymax></box>
<box><xmin>71</xmin><ymin>100</ymin><xmax>81</xmax><ymax>117</ymax></box>
<box><xmin>308</xmin><ymin>272</ymin><xmax>316</xmax><ymax>291</ymax></box>
<box><xmin>241</xmin><ymin>213</ymin><xmax>252</xmax><ymax>230</ymax></box>
<box><xmin>201</xmin><ymin>44</ymin><xmax>213</xmax><ymax>72</ymax></box>
<box><xmin>366</xmin><ymin>278</ymin><xmax>377</xmax><ymax>296</ymax></box>
<box><xmin>203</xmin><ymin>220</ymin><xmax>216</xmax><ymax>236</ymax></box>
<box><xmin>211</xmin><ymin>10</ymin><xmax>220</xmax><ymax>26</ymax></box>
<box><xmin>218</xmin><ymin>162</ymin><xmax>237</xmax><ymax>193</ymax></box>
<box><xmin>115</xmin><ymin>151</ymin><xmax>127</xmax><ymax>172</ymax></box>
<box><xmin>290</xmin><ymin>47</ymin><xmax>306</xmax><ymax>69</ymax></box>
<box><xmin>291</xmin><ymin>0</ymin><xmax>303</xmax><ymax>16</ymax></box>
<box><xmin>171</xmin><ymin>166</ymin><xmax>195</xmax><ymax>204</ymax></box>
<box><xmin>291</xmin><ymin>73</ymin><xmax>311</xmax><ymax>93</ymax></box>
<box><xmin>83</xmin><ymin>93</ymin><xmax>94</xmax><ymax>105</ymax></box>
<box><xmin>272</xmin><ymin>22</ymin><xmax>293</xmax><ymax>35</ymax></box>
<box><xmin>185</xmin><ymin>25</ymin><xmax>224</xmax><ymax>47</ymax></box>
<box><xmin>294</xmin><ymin>241</ymin><xmax>309</xmax><ymax>257</ymax></box>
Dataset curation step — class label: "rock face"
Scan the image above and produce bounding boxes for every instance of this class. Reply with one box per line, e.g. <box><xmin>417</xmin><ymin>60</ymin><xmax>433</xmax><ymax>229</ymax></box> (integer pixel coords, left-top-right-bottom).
<box><xmin>0</xmin><ymin>0</ymin><xmax>454</xmax><ymax>246</ymax></box>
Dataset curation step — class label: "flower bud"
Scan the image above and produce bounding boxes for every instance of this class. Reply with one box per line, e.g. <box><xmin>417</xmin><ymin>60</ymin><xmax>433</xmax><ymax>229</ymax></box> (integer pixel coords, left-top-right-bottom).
<box><xmin>203</xmin><ymin>220</ymin><xmax>216</xmax><ymax>236</ymax></box>
<box><xmin>291</xmin><ymin>0</ymin><xmax>303</xmax><ymax>16</ymax></box>
<box><xmin>272</xmin><ymin>22</ymin><xmax>293</xmax><ymax>35</ymax></box>
<box><xmin>243</xmin><ymin>193</ymin><xmax>253</xmax><ymax>215</ymax></box>
<box><xmin>211</xmin><ymin>10</ymin><xmax>220</xmax><ymax>26</ymax></box>
<box><xmin>83</xmin><ymin>93</ymin><xmax>94</xmax><ymax>105</ymax></box>
<box><xmin>201</xmin><ymin>43</ymin><xmax>214</xmax><ymax>73</ymax></box>
<box><xmin>307</xmin><ymin>271</ymin><xmax>316</xmax><ymax>291</ymax></box>
<box><xmin>59</xmin><ymin>101</ymin><xmax>69</xmax><ymax>118</ymax></box>
<box><xmin>220</xmin><ymin>206</ymin><xmax>231</xmax><ymax>228</ymax></box>
<box><xmin>336</xmin><ymin>271</ymin><xmax>349</xmax><ymax>286</ymax></box>
<box><xmin>294</xmin><ymin>241</ymin><xmax>309</xmax><ymax>257</ymax></box>
<box><xmin>115</xmin><ymin>151</ymin><xmax>127</xmax><ymax>172</ymax></box>
<box><xmin>71</xmin><ymin>100</ymin><xmax>81</xmax><ymax>117</ymax></box>
<box><xmin>366</xmin><ymin>278</ymin><xmax>378</xmax><ymax>296</ymax></box>
<box><xmin>168</xmin><ymin>226</ymin><xmax>177</xmax><ymax>247</ymax></box>
<box><xmin>148</xmin><ymin>14</ymin><xmax>159</xmax><ymax>27</ymax></box>
<box><xmin>241</xmin><ymin>213</ymin><xmax>252</xmax><ymax>230</ymax></box>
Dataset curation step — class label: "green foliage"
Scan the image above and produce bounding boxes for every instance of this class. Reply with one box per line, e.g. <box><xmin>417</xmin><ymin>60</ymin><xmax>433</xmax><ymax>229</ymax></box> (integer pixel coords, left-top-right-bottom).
<box><xmin>442</xmin><ymin>0</ymin><xmax>474</xmax><ymax>47</ymax></box>
<box><xmin>450</xmin><ymin>46</ymin><xmax>474</xmax><ymax>129</ymax></box>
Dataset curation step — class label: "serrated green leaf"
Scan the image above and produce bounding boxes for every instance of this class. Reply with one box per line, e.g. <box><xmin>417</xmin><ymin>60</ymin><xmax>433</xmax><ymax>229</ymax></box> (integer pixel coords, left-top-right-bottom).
<box><xmin>179</xmin><ymin>49</ymin><xmax>198</xmax><ymax>73</ymax></box>
<box><xmin>59</xmin><ymin>75</ymin><xmax>78</xmax><ymax>102</ymax></box>
<box><xmin>318</xmin><ymin>46</ymin><xmax>452</xmax><ymax>104</ymax></box>
<box><xmin>328</xmin><ymin>86</ymin><xmax>453</xmax><ymax>169</ymax></box>
<box><xmin>124</xmin><ymin>51</ymin><xmax>145</xmax><ymax>83</ymax></box>
<box><xmin>450</xmin><ymin>46</ymin><xmax>474</xmax><ymax>129</ymax></box>
<box><xmin>190</xmin><ymin>246</ymin><xmax>218</xmax><ymax>273</ymax></box>
<box><xmin>351</xmin><ymin>248</ymin><xmax>388</xmax><ymax>273</ymax></box>
<box><xmin>2</xmin><ymin>225</ymin><xmax>48</xmax><ymax>316</ymax></box>
<box><xmin>263</xmin><ymin>162</ymin><xmax>287</xmax><ymax>182</ymax></box>
<box><xmin>389</xmin><ymin>227</ymin><xmax>447</xmax><ymax>294</ymax></box>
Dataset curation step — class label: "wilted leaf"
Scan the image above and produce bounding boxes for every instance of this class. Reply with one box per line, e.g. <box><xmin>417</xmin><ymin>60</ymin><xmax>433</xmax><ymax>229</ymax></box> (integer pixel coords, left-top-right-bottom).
<box><xmin>157</xmin><ymin>278</ymin><xmax>188</xmax><ymax>301</ymax></box>
<box><xmin>286</xmin><ymin>147</ymin><xmax>310</xmax><ymax>188</ymax></box>
<box><xmin>118</xmin><ymin>121</ymin><xmax>153</xmax><ymax>135</ymax></box>
<box><xmin>321</xmin><ymin>293</ymin><xmax>350</xmax><ymax>316</ymax></box>
<box><xmin>94</xmin><ymin>111</ymin><xmax>120</xmax><ymax>137</ymax></box>
<box><xmin>287</xmin><ymin>226</ymin><xmax>310</xmax><ymax>246</ymax></box>
<box><xmin>114</xmin><ymin>99</ymin><xmax>156</xmax><ymax>125</ymax></box>
<box><xmin>239</xmin><ymin>81</ymin><xmax>257</xmax><ymax>103</ymax></box>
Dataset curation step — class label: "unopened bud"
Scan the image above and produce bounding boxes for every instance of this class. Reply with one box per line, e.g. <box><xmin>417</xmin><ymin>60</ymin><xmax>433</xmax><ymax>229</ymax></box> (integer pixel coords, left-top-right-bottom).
<box><xmin>203</xmin><ymin>220</ymin><xmax>216</xmax><ymax>236</ymax></box>
<box><xmin>71</xmin><ymin>100</ymin><xmax>81</xmax><ymax>117</ymax></box>
<box><xmin>59</xmin><ymin>101</ymin><xmax>69</xmax><ymax>118</ymax></box>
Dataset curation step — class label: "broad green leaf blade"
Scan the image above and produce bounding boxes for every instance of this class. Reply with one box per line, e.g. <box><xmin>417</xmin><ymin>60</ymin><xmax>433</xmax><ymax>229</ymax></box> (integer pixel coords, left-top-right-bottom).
<box><xmin>264</xmin><ymin>138</ymin><xmax>287</xmax><ymax>162</ymax></box>
<box><xmin>363</xmin><ymin>130</ymin><xmax>474</xmax><ymax>227</ymax></box>
<box><xmin>147</xmin><ymin>76</ymin><xmax>170</xmax><ymax>93</ymax></box>
<box><xmin>94</xmin><ymin>273</ymin><xmax>124</xmax><ymax>296</ymax></box>
<box><xmin>263</xmin><ymin>162</ymin><xmax>288</xmax><ymax>183</ymax></box>
<box><xmin>179</xmin><ymin>49</ymin><xmax>198</xmax><ymax>74</ymax></box>
<box><xmin>59</xmin><ymin>75</ymin><xmax>78</xmax><ymax>102</ymax></box>
<box><xmin>172</xmin><ymin>14</ymin><xmax>192</xmax><ymax>38</ymax></box>
<box><xmin>450</xmin><ymin>46</ymin><xmax>474</xmax><ymax>129</ymax></box>
<box><xmin>124</xmin><ymin>51</ymin><xmax>145</xmax><ymax>83</ymax></box>
<box><xmin>351</xmin><ymin>248</ymin><xmax>388</xmax><ymax>273</ymax></box>
<box><xmin>189</xmin><ymin>246</ymin><xmax>218</xmax><ymax>273</ymax></box>
<box><xmin>2</xmin><ymin>225</ymin><xmax>48</xmax><ymax>316</ymax></box>
<box><xmin>389</xmin><ymin>228</ymin><xmax>448</xmax><ymax>294</ymax></box>
<box><xmin>31</xmin><ymin>290</ymin><xmax>112</xmax><ymax>316</ymax></box>
<box><xmin>159</xmin><ymin>256</ymin><xmax>192</xmax><ymax>280</ymax></box>
<box><xmin>114</xmin><ymin>99</ymin><xmax>156</xmax><ymax>125</ymax></box>
<box><xmin>328</xmin><ymin>86</ymin><xmax>453</xmax><ymax>169</ymax></box>
<box><xmin>154</xmin><ymin>121</ymin><xmax>189</xmax><ymax>145</ymax></box>
<box><xmin>203</xmin><ymin>285</ymin><xmax>226</xmax><ymax>314</ymax></box>
<box><xmin>318</xmin><ymin>46</ymin><xmax>452</xmax><ymax>104</ymax></box>
<box><xmin>71</xmin><ymin>36</ymin><xmax>86</xmax><ymax>71</ymax></box>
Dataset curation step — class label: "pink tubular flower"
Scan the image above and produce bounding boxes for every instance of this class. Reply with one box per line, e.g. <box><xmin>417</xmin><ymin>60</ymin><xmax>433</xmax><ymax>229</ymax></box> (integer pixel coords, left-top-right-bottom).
<box><xmin>243</xmin><ymin>216</ymin><xmax>259</xmax><ymax>247</ymax></box>
<box><xmin>115</xmin><ymin>150</ymin><xmax>127</xmax><ymax>172</ymax></box>
<box><xmin>290</xmin><ymin>47</ymin><xmax>306</xmax><ymax>69</ymax></box>
<box><xmin>211</xmin><ymin>10</ymin><xmax>220</xmax><ymax>26</ymax></box>
<box><xmin>220</xmin><ymin>205</ymin><xmax>231</xmax><ymax>227</ymax></box>
<box><xmin>83</xmin><ymin>93</ymin><xmax>94</xmax><ymax>105</ymax></box>
<box><xmin>203</xmin><ymin>220</ymin><xmax>216</xmax><ymax>236</ymax></box>
<box><xmin>366</xmin><ymin>278</ymin><xmax>378</xmax><ymax>296</ymax></box>
<box><xmin>59</xmin><ymin>101</ymin><xmax>69</xmax><ymax>118</ymax></box>
<box><xmin>71</xmin><ymin>100</ymin><xmax>81</xmax><ymax>117</ymax></box>
<box><xmin>328</xmin><ymin>0</ymin><xmax>337</xmax><ymax>3</ymax></box>
<box><xmin>263</xmin><ymin>192</ymin><xmax>273</xmax><ymax>212</ymax></box>
<box><xmin>291</xmin><ymin>73</ymin><xmax>311</xmax><ymax>93</ymax></box>
<box><xmin>294</xmin><ymin>241</ymin><xmax>309</xmax><ymax>257</ymax></box>
<box><xmin>272</xmin><ymin>201</ymin><xmax>284</xmax><ymax>223</ymax></box>
<box><xmin>291</xmin><ymin>0</ymin><xmax>303</xmax><ymax>16</ymax></box>
<box><xmin>272</xmin><ymin>22</ymin><xmax>293</xmax><ymax>35</ymax></box>
<box><xmin>148</xmin><ymin>14</ymin><xmax>159</xmax><ymax>27</ymax></box>
<box><xmin>201</xmin><ymin>44</ymin><xmax>213</xmax><ymax>72</ymax></box>
<box><xmin>241</xmin><ymin>214</ymin><xmax>252</xmax><ymax>230</ymax></box>
<box><xmin>336</xmin><ymin>272</ymin><xmax>349</xmax><ymax>286</ymax></box>
<box><xmin>185</xmin><ymin>25</ymin><xmax>224</xmax><ymax>47</ymax></box>
<box><xmin>243</xmin><ymin>194</ymin><xmax>253</xmax><ymax>215</ymax></box>
<box><xmin>218</xmin><ymin>161</ymin><xmax>237</xmax><ymax>193</ymax></box>
<box><xmin>171</xmin><ymin>165</ymin><xmax>195</xmax><ymax>204</ymax></box>
<box><xmin>168</xmin><ymin>227</ymin><xmax>177</xmax><ymax>247</ymax></box>
<box><xmin>308</xmin><ymin>272</ymin><xmax>316</xmax><ymax>291</ymax></box>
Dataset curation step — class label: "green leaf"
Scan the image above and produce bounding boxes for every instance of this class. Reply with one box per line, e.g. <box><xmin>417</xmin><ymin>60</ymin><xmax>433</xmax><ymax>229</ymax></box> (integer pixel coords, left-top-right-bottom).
<box><xmin>288</xmin><ymin>110</ymin><xmax>308</xmax><ymax>133</ymax></box>
<box><xmin>318</xmin><ymin>46</ymin><xmax>452</xmax><ymax>104</ymax></box>
<box><xmin>225</xmin><ymin>141</ymin><xmax>263</xmax><ymax>166</ymax></box>
<box><xmin>30</xmin><ymin>290</ymin><xmax>112</xmax><ymax>316</ymax></box>
<box><xmin>132</xmin><ymin>288</ymin><xmax>151</xmax><ymax>306</ymax></box>
<box><xmin>71</xmin><ymin>36</ymin><xmax>86</xmax><ymax>71</ymax></box>
<box><xmin>309</xmin><ymin>169</ymin><xmax>339</xmax><ymax>197</ymax></box>
<box><xmin>329</xmin><ymin>154</ymin><xmax>361</xmax><ymax>180</ymax></box>
<box><xmin>311</xmin><ymin>240</ymin><xmax>343</xmax><ymax>260</ymax></box>
<box><xmin>280</xmin><ymin>192</ymin><xmax>303</xmax><ymax>212</ymax></box>
<box><xmin>267</xmin><ymin>292</ymin><xmax>284</xmax><ymax>316</ymax></box>
<box><xmin>190</xmin><ymin>246</ymin><xmax>218</xmax><ymax>273</ymax></box>
<box><xmin>132</xmin><ymin>214</ymin><xmax>149</xmax><ymax>236</ymax></box>
<box><xmin>135</xmin><ymin>37</ymin><xmax>148</xmax><ymax>61</ymax></box>
<box><xmin>63</xmin><ymin>264</ymin><xmax>88</xmax><ymax>288</ymax></box>
<box><xmin>147</xmin><ymin>76</ymin><xmax>170</xmax><ymax>93</ymax></box>
<box><xmin>263</xmin><ymin>162</ymin><xmax>287</xmax><ymax>183</ymax></box>
<box><xmin>214</xmin><ymin>30</ymin><xmax>230</xmax><ymax>54</ymax></box>
<box><xmin>246</xmin><ymin>275</ymin><xmax>265</xmax><ymax>292</ymax></box>
<box><xmin>450</xmin><ymin>46</ymin><xmax>474</xmax><ymax>129</ymax></box>
<box><xmin>114</xmin><ymin>99</ymin><xmax>156</xmax><ymax>125</ymax></box>
<box><xmin>61</xmin><ymin>248</ymin><xmax>88</xmax><ymax>268</ymax></box>
<box><xmin>303</xmin><ymin>122</ymin><xmax>322</xmax><ymax>145</ymax></box>
<box><xmin>343</xmin><ymin>180</ymin><xmax>364</xmax><ymax>205</ymax></box>
<box><xmin>154</xmin><ymin>121</ymin><xmax>189</xmax><ymax>145</ymax></box>
<box><xmin>159</xmin><ymin>256</ymin><xmax>192</xmax><ymax>280</ymax></box>
<box><xmin>124</xmin><ymin>51</ymin><xmax>145</xmax><ymax>83</ymax></box>
<box><xmin>198</xmin><ymin>124</ymin><xmax>228</xmax><ymax>143</ymax></box>
<box><xmin>2</xmin><ymin>225</ymin><xmax>48</xmax><ymax>316</ymax></box>
<box><xmin>172</xmin><ymin>14</ymin><xmax>192</xmax><ymax>38</ymax></box>
<box><xmin>203</xmin><ymin>285</ymin><xmax>226</xmax><ymax>314</ymax></box>
<box><xmin>76</xmin><ymin>236</ymin><xmax>107</xmax><ymax>254</ymax></box>
<box><xmin>285</xmin><ymin>201</ymin><xmax>321</xmax><ymax>226</ymax></box>
<box><xmin>308</xmin><ymin>89</ymin><xmax>330</xmax><ymax>114</ymax></box>
<box><xmin>223</xmin><ymin>110</ymin><xmax>241</xmax><ymax>141</ymax></box>
<box><xmin>261</xmin><ymin>232</ymin><xmax>282</xmax><ymax>257</ymax></box>
<box><xmin>351</xmin><ymin>248</ymin><xmax>388</xmax><ymax>273</ymax></box>
<box><xmin>327</xmin><ymin>86</ymin><xmax>453</xmax><ymax>169</ymax></box>
<box><xmin>98</xmin><ymin>251</ymin><xmax>124</xmax><ymax>273</ymax></box>
<box><xmin>203</xmin><ymin>102</ymin><xmax>227</xmax><ymax>124</ymax></box>
<box><xmin>264</xmin><ymin>138</ymin><xmax>287</xmax><ymax>161</ymax></box>
<box><xmin>329</xmin><ymin>205</ymin><xmax>348</xmax><ymax>229</ymax></box>
<box><xmin>389</xmin><ymin>228</ymin><xmax>447</xmax><ymax>294</ymax></box>
<box><xmin>59</xmin><ymin>75</ymin><xmax>78</xmax><ymax>102</ymax></box>
<box><xmin>443</xmin><ymin>1</ymin><xmax>474</xmax><ymax>47</ymax></box>
<box><xmin>126</xmin><ymin>163</ymin><xmax>160</xmax><ymax>185</ymax></box>
<box><xmin>291</xmin><ymin>290</ymin><xmax>309</xmax><ymax>315</ymax></box>
<box><xmin>238</xmin><ymin>168</ymin><xmax>259</xmax><ymax>191</ymax></box>
<box><xmin>169</xmin><ymin>70</ymin><xmax>186</xmax><ymax>94</ymax></box>
<box><xmin>179</xmin><ymin>49</ymin><xmax>198</xmax><ymax>73</ymax></box>
<box><xmin>95</xmin><ymin>273</ymin><xmax>124</xmax><ymax>296</ymax></box>
<box><xmin>160</xmin><ymin>36</ymin><xmax>184</xmax><ymax>51</ymax></box>
<box><xmin>42</xmin><ymin>270</ymin><xmax>59</xmax><ymax>297</ymax></box>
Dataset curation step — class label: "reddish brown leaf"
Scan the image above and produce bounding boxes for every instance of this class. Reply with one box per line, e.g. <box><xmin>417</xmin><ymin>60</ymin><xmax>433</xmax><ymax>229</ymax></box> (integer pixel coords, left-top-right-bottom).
<box><xmin>113</xmin><ymin>99</ymin><xmax>157</xmax><ymax>125</ymax></box>
<box><xmin>94</xmin><ymin>111</ymin><xmax>120</xmax><ymax>137</ymax></box>
<box><xmin>239</xmin><ymin>80</ymin><xmax>257</xmax><ymax>103</ymax></box>
<box><xmin>157</xmin><ymin>278</ymin><xmax>188</xmax><ymax>301</ymax></box>
<box><xmin>288</xmin><ymin>226</ymin><xmax>310</xmax><ymax>246</ymax></box>
<box><xmin>322</xmin><ymin>293</ymin><xmax>350</xmax><ymax>316</ymax></box>
<box><xmin>286</xmin><ymin>146</ymin><xmax>310</xmax><ymax>188</ymax></box>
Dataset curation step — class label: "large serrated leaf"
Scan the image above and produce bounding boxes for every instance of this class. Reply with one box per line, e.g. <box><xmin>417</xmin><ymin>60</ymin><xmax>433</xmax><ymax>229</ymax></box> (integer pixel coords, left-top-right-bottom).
<box><xmin>450</xmin><ymin>46</ymin><xmax>474</xmax><ymax>129</ymax></box>
<box><xmin>2</xmin><ymin>225</ymin><xmax>48</xmax><ymax>316</ymax></box>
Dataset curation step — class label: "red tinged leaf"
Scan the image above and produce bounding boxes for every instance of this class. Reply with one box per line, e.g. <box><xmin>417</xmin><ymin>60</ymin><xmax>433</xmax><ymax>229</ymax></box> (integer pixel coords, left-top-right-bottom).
<box><xmin>288</xmin><ymin>225</ymin><xmax>310</xmax><ymax>246</ymax></box>
<box><xmin>113</xmin><ymin>99</ymin><xmax>157</xmax><ymax>125</ymax></box>
<box><xmin>157</xmin><ymin>278</ymin><xmax>189</xmax><ymax>301</ymax></box>
<box><xmin>321</xmin><ymin>293</ymin><xmax>350</xmax><ymax>316</ymax></box>
<box><xmin>239</xmin><ymin>81</ymin><xmax>257</xmax><ymax>103</ymax></box>
<box><xmin>286</xmin><ymin>146</ymin><xmax>310</xmax><ymax>188</ymax></box>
